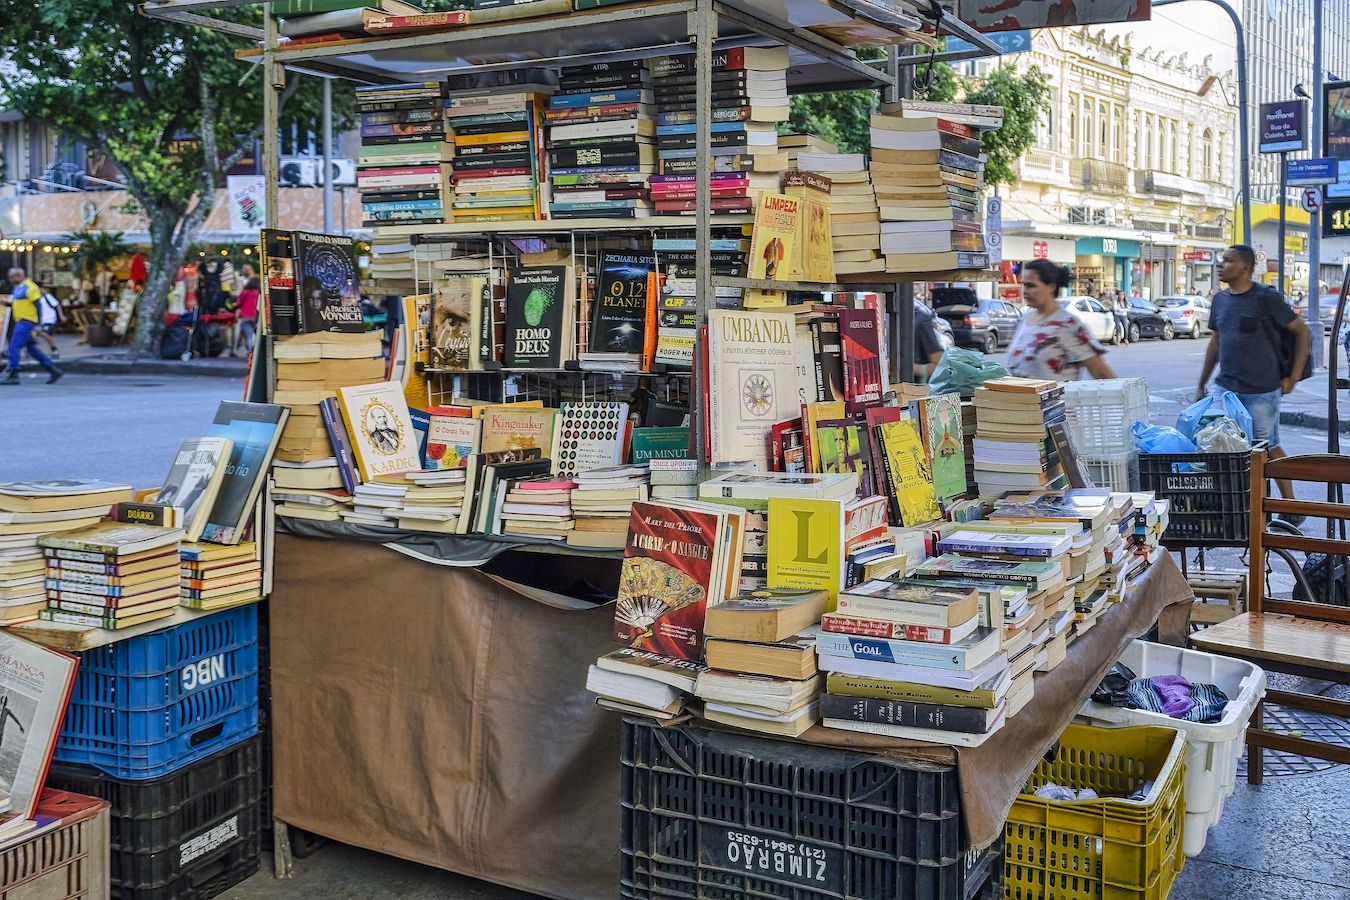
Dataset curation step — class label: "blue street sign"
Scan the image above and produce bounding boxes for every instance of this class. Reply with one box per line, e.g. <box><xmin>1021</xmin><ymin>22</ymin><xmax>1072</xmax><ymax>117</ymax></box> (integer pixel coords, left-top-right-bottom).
<box><xmin>947</xmin><ymin>30</ymin><xmax>1032</xmax><ymax>56</ymax></box>
<box><xmin>1287</xmin><ymin>157</ymin><xmax>1338</xmax><ymax>185</ymax></box>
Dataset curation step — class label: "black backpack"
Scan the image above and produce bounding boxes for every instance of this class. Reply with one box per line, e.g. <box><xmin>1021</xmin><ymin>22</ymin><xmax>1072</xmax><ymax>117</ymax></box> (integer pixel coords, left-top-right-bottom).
<box><xmin>1258</xmin><ymin>287</ymin><xmax>1314</xmax><ymax>382</ymax></box>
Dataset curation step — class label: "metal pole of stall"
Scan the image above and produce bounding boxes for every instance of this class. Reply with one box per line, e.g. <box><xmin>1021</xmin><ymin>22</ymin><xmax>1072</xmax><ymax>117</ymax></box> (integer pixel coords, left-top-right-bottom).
<box><xmin>322</xmin><ymin>78</ymin><xmax>334</xmax><ymax>233</ymax></box>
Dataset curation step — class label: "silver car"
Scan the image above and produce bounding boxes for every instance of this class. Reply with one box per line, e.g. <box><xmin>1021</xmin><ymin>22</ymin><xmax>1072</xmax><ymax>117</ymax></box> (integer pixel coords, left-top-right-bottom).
<box><xmin>1159</xmin><ymin>295</ymin><xmax>1211</xmax><ymax>339</ymax></box>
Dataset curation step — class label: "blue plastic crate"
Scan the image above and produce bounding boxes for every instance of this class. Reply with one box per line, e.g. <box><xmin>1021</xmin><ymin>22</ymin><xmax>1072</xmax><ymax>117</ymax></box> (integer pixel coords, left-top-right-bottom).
<box><xmin>71</xmin><ymin>606</ymin><xmax>259</xmax><ymax>711</ymax></box>
<box><xmin>55</xmin><ymin>607</ymin><xmax>261</xmax><ymax>779</ymax></box>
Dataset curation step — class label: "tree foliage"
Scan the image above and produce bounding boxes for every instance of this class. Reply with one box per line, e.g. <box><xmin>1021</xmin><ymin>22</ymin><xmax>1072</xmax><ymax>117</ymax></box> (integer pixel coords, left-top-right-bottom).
<box><xmin>784</xmin><ymin>56</ymin><xmax>1051</xmax><ymax>186</ymax></box>
<box><xmin>0</xmin><ymin>3</ymin><xmax>349</xmax><ymax>354</ymax></box>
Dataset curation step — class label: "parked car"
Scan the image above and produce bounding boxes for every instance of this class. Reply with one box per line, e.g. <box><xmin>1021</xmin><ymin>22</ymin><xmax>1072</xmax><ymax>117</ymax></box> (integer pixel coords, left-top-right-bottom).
<box><xmin>930</xmin><ymin>287</ymin><xmax>994</xmax><ymax>353</ymax></box>
<box><xmin>1318</xmin><ymin>294</ymin><xmax>1346</xmax><ymax>334</ymax></box>
<box><xmin>1158</xmin><ymin>295</ymin><xmax>1210</xmax><ymax>339</ymax></box>
<box><xmin>1060</xmin><ymin>296</ymin><xmax>1120</xmax><ymax>344</ymax></box>
<box><xmin>1124</xmin><ymin>296</ymin><xmax>1173</xmax><ymax>341</ymax></box>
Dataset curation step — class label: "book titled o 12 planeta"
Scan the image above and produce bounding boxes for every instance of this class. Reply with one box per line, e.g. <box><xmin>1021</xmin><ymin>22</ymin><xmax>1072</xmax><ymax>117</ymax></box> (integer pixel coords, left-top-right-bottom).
<box><xmin>590</xmin><ymin>253</ymin><xmax>655</xmax><ymax>355</ymax></box>
<box><xmin>202</xmin><ymin>402</ymin><xmax>290</xmax><ymax>545</ymax></box>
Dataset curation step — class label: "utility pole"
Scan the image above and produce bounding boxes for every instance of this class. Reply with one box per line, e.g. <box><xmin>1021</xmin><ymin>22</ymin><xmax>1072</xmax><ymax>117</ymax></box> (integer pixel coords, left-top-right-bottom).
<box><xmin>1277</xmin><ymin>150</ymin><xmax>1288</xmax><ymax>293</ymax></box>
<box><xmin>1308</xmin><ymin>0</ymin><xmax>1324</xmax><ymax>368</ymax></box>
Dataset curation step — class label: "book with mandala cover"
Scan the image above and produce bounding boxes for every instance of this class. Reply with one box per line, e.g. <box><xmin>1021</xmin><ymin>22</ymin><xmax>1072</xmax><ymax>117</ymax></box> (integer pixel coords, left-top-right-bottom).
<box><xmin>613</xmin><ymin>500</ymin><xmax>741</xmax><ymax>661</ymax></box>
<box><xmin>707</xmin><ymin>309</ymin><xmax>799</xmax><ymax>468</ymax></box>
<box><xmin>337</xmin><ymin>383</ymin><xmax>421</xmax><ymax>481</ymax></box>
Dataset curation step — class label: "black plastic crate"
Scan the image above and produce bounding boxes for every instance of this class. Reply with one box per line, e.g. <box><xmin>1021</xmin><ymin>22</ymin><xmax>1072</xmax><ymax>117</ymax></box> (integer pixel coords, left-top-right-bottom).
<box><xmin>621</xmin><ymin>717</ymin><xmax>982</xmax><ymax>900</ymax></box>
<box><xmin>1138</xmin><ymin>444</ymin><xmax>1258</xmax><ymax>544</ymax></box>
<box><xmin>46</xmin><ymin>736</ymin><xmax>262</xmax><ymax>900</ymax></box>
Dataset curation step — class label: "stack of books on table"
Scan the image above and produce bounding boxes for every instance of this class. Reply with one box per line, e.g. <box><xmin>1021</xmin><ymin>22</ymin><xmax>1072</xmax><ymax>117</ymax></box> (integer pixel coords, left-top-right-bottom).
<box><xmin>696</xmin><ymin>587</ymin><xmax>829</xmax><ymax>737</ymax></box>
<box><xmin>820</xmin><ymin>579</ymin><xmax>1010</xmax><ymax>746</ymax></box>
<box><xmin>648</xmin><ymin>44</ymin><xmax>791</xmax><ymax>218</ymax></box>
<box><xmin>1127</xmin><ymin>492</ymin><xmax>1169</xmax><ymax>569</ymax></box>
<box><xmin>545</xmin><ymin>60</ymin><xmax>654</xmax><ymax>220</ymax></box>
<box><xmin>793</xmin><ymin>151</ymin><xmax>880</xmax><ymax>275</ymax></box>
<box><xmin>445</xmin><ymin>79</ymin><xmax>551</xmax><ymax>224</ymax></box>
<box><xmin>499</xmin><ymin>476</ymin><xmax>575</xmax><ymax>541</ymax></box>
<box><xmin>271</xmin><ymin>331</ymin><xmax>385</xmax><ymax>470</ymax></box>
<box><xmin>869</xmin><ymin>112</ymin><xmax>988</xmax><ymax>274</ymax></box>
<box><xmin>566</xmin><ymin>465</ymin><xmax>651</xmax><ymax>549</ymax></box>
<box><xmin>392</xmin><ymin>469</ymin><xmax>469</xmax><ymax>533</ymax></box>
<box><xmin>972</xmin><ymin>377</ymin><xmax>1069</xmax><ymax>497</ymax></box>
<box><xmin>39</xmin><ymin>523</ymin><xmax>185</xmax><ymax>630</ymax></box>
<box><xmin>355</xmin><ymin>82</ymin><xmax>451</xmax><ymax>228</ymax></box>
<box><xmin>180</xmin><ymin>541</ymin><xmax>261</xmax><ymax>612</ymax></box>
<box><xmin>272</xmin><ymin>471</ymin><xmax>350</xmax><ymax>523</ymax></box>
<box><xmin>0</xmin><ymin>480</ymin><xmax>130</xmax><ymax>626</ymax></box>
<box><xmin>587</xmin><ymin>647</ymin><xmax>706</xmax><ymax>721</ymax></box>
<box><xmin>344</xmin><ymin>481</ymin><xmax>407</xmax><ymax>528</ymax></box>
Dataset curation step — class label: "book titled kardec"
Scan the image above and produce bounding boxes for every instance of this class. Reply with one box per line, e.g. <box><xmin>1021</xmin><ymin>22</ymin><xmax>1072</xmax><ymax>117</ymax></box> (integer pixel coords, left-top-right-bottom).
<box><xmin>337</xmin><ymin>383</ymin><xmax>422</xmax><ymax>480</ymax></box>
<box><xmin>613</xmin><ymin>499</ymin><xmax>745</xmax><ymax>661</ymax></box>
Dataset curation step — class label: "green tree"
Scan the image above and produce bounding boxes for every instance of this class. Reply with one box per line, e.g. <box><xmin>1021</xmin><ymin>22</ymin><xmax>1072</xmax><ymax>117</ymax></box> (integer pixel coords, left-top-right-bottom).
<box><xmin>928</xmin><ymin>63</ymin><xmax>1052</xmax><ymax>188</ymax></box>
<box><xmin>0</xmin><ymin>4</ymin><xmax>348</xmax><ymax>355</ymax></box>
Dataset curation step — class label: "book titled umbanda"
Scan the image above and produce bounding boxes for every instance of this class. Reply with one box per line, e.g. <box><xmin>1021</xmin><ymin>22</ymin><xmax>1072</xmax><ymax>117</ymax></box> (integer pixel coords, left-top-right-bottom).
<box><xmin>707</xmin><ymin>309</ymin><xmax>799</xmax><ymax>468</ymax></box>
<box><xmin>505</xmin><ymin>266</ymin><xmax>571</xmax><ymax>368</ymax></box>
<box><xmin>202</xmin><ymin>402</ymin><xmax>290</xmax><ymax>545</ymax></box>
<box><xmin>590</xmin><ymin>253</ymin><xmax>655</xmax><ymax>355</ymax></box>
<box><xmin>337</xmin><ymin>383</ymin><xmax>422</xmax><ymax>481</ymax></box>
<box><xmin>157</xmin><ymin>437</ymin><xmax>233</xmax><ymax>543</ymax></box>
<box><xmin>614</xmin><ymin>501</ymin><xmax>726</xmax><ymax>661</ymax></box>
<box><xmin>293</xmin><ymin>231</ymin><xmax>365</xmax><ymax>335</ymax></box>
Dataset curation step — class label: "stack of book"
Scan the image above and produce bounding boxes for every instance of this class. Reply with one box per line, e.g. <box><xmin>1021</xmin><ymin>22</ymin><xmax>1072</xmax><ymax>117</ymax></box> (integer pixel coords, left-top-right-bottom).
<box><xmin>545</xmin><ymin>60</ymin><xmax>654</xmax><ymax>220</ymax></box>
<box><xmin>793</xmin><ymin>151</ymin><xmax>880</xmax><ymax>275</ymax></box>
<box><xmin>0</xmin><ymin>480</ymin><xmax>129</xmax><ymax>625</ymax></box>
<box><xmin>648</xmin><ymin>459</ymin><xmax>699</xmax><ymax>502</ymax></box>
<box><xmin>587</xmin><ymin>647</ymin><xmax>706</xmax><ymax>721</ymax></box>
<box><xmin>39</xmin><ymin>523</ymin><xmax>185</xmax><ymax>630</ymax></box>
<box><xmin>648</xmin><ymin>45</ymin><xmax>791</xmax><ymax>218</ymax></box>
<box><xmin>820</xmin><ymin>579</ymin><xmax>1010</xmax><ymax>746</ymax></box>
<box><xmin>180</xmin><ymin>542</ymin><xmax>261</xmax><ymax>612</ymax></box>
<box><xmin>273</xmin><ymin>347</ymin><xmax>387</xmax><ymax>468</ymax></box>
<box><xmin>392</xmin><ymin>469</ymin><xmax>469</xmax><ymax>533</ymax></box>
<box><xmin>499</xmin><ymin>476</ymin><xmax>575</xmax><ymax>541</ymax></box>
<box><xmin>356</xmin><ymin>82</ymin><xmax>451</xmax><ymax>228</ymax></box>
<box><xmin>972</xmin><ymin>377</ymin><xmax>1069</xmax><ymax>497</ymax></box>
<box><xmin>869</xmin><ymin>112</ymin><xmax>988</xmax><ymax>274</ymax></box>
<box><xmin>1128</xmin><ymin>493</ymin><xmax>1169</xmax><ymax>569</ymax></box>
<box><xmin>567</xmin><ymin>465</ymin><xmax>650</xmax><ymax>549</ymax></box>
<box><xmin>344</xmin><ymin>481</ymin><xmax>407</xmax><ymax>527</ymax></box>
<box><xmin>272</xmin><ymin>476</ymin><xmax>350</xmax><ymax>522</ymax></box>
<box><xmin>445</xmin><ymin>82</ymin><xmax>550</xmax><ymax>224</ymax></box>
<box><xmin>696</xmin><ymin>587</ymin><xmax>828</xmax><ymax>737</ymax></box>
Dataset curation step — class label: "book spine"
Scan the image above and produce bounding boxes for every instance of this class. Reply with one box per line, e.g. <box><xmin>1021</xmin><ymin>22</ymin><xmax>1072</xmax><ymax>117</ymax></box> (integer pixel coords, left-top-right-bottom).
<box><xmin>818</xmin><ymin>693</ymin><xmax>991</xmax><ymax>733</ymax></box>
<box><xmin>824</xmin><ymin>672</ymin><xmax>995</xmax><ymax>707</ymax></box>
<box><xmin>40</xmin><ymin>610</ymin><xmax>119</xmax><ymax>628</ymax></box>
<box><xmin>938</xmin><ymin>540</ymin><xmax>1052</xmax><ymax>558</ymax></box>
<box><xmin>809</xmin><ymin>321</ymin><xmax>827</xmax><ymax>403</ymax></box>
<box><xmin>918</xmin><ymin>567</ymin><xmax>1038</xmax><ymax>586</ymax></box>
<box><xmin>319</xmin><ymin>398</ymin><xmax>362</xmax><ymax>494</ymax></box>
<box><xmin>833</xmin><ymin>594</ymin><xmax>955</xmax><ymax>627</ymax></box>
<box><xmin>820</xmin><ymin>613</ymin><xmax>961</xmax><ymax>643</ymax></box>
<box><xmin>814</xmin><ymin>632</ymin><xmax>970</xmax><ymax>670</ymax></box>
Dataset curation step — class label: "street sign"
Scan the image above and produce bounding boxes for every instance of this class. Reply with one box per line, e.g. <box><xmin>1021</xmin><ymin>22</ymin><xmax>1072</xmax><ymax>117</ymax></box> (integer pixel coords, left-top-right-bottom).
<box><xmin>1287</xmin><ymin>157</ymin><xmax>1338</xmax><ymax>185</ymax></box>
<box><xmin>946</xmin><ymin>30</ymin><xmax>1032</xmax><ymax>55</ymax></box>
<box><xmin>1302</xmin><ymin>188</ymin><xmax>1323</xmax><ymax>213</ymax></box>
<box><xmin>1256</xmin><ymin>249</ymin><xmax>1269</xmax><ymax>266</ymax></box>
<box><xmin>1259</xmin><ymin>100</ymin><xmax>1308</xmax><ymax>153</ymax></box>
<box><xmin>985</xmin><ymin>197</ymin><xmax>1003</xmax><ymax>265</ymax></box>
<box><xmin>1284</xmin><ymin>253</ymin><xmax>1296</xmax><ymax>270</ymax></box>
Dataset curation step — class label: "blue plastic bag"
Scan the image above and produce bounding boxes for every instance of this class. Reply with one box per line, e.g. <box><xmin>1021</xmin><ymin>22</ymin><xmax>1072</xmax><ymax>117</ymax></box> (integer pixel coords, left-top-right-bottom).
<box><xmin>1132</xmin><ymin>421</ymin><xmax>1199</xmax><ymax>454</ymax></box>
<box><xmin>1176</xmin><ymin>392</ymin><xmax>1253</xmax><ymax>444</ymax></box>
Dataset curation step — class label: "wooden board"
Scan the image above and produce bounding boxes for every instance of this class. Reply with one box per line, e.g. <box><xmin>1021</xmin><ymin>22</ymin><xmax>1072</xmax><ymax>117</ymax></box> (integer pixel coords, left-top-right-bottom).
<box><xmin>1190</xmin><ymin>612</ymin><xmax>1350</xmax><ymax>674</ymax></box>
<box><xmin>8</xmin><ymin>606</ymin><xmax>224</xmax><ymax>653</ymax></box>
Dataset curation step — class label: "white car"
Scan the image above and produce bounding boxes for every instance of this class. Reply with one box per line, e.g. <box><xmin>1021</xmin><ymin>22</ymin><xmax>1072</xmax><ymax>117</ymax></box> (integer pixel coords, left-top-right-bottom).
<box><xmin>1059</xmin><ymin>296</ymin><xmax>1121</xmax><ymax>344</ymax></box>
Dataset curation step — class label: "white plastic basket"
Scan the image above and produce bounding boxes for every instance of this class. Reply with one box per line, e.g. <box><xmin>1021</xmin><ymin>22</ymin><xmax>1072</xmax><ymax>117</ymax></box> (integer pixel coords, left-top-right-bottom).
<box><xmin>1081</xmin><ymin>451</ymin><xmax>1140</xmax><ymax>492</ymax></box>
<box><xmin>1077</xmin><ymin>639</ymin><xmax>1266</xmax><ymax>858</ymax></box>
<box><xmin>1063</xmin><ymin>377</ymin><xmax>1150</xmax><ymax>456</ymax></box>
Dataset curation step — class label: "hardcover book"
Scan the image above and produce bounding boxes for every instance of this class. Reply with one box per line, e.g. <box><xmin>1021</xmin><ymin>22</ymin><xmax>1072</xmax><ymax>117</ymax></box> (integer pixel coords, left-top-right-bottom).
<box><xmin>911</xmin><ymin>393</ymin><xmax>968</xmax><ymax>502</ymax></box>
<box><xmin>202</xmin><ymin>402</ymin><xmax>290</xmax><ymax>545</ymax></box>
<box><xmin>337</xmin><ymin>383</ymin><xmax>422</xmax><ymax>480</ymax></box>
<box><xmin>809</xmin><ymin>316</ymin><xmax>845</xmax><ymax>404</ymax></box>
<box><xmin>157</xmin><ymin>438</ymin><xmax>233</xmax><ymax>543</ymax></box>
<box><xmin>293</xmin><ymin>231</ymin><xmax>366</xmax><ymax>335</ymax></box>
<box><xmin>0</xmin><ymin>630</ymin><xmax>79</xmax><ymax>831</ymax></box>
<box><xmin>707</xmin><ymin>309</ymin><xmax>799</xmax><ymax>468</ymax></box>
<box><xmin>261</xmin><ymin>229</ymin><xmax>299</xmax><ymax>336</ymax></box>
<box><xmin>838</xmin><ymin>309</ymin><xmax>882</xmax><ymax>416</ymax></box>
<box><xmin>505</xmin><ymin>266</ymin><xmax>572</xmax><ymax>368</ymax></box>
<box><xmin>589</xmin><ymin>253</ymin><xmax>655</xmax><ymax>355</ymax></box>
<box><xmin>747</xmin><ymin>193</ymin><xmax>798</xmax><ymax>281</ymax></box>
<box><xmin>432</xmin><ymin>274</ymin><xmax>490</xmax><ymax>370</ymax></box>
<box><xmin>613</xmin><ymin>500</ymin><xmax>737</xmax><ymax>660</ymax></box>
<box><xmin>877</xmin><ymin>419</ymin><xmax>941</xmax><ymax>527</ymax></box>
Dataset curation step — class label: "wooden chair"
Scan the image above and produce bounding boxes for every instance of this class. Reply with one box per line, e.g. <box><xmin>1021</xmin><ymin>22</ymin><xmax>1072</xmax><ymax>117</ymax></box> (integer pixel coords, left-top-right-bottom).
<box><xmin>1190</xmin><ymin>449</ymin><xmax>1350</xmax><ymax>785</ymax></box>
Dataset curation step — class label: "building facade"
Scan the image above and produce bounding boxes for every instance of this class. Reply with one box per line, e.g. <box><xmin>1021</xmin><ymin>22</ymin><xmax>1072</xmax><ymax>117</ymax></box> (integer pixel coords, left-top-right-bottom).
<box><xmin>982</xmin><ymin>27</ymin><xmax>1237</xmax><ymax>301</ymax></box>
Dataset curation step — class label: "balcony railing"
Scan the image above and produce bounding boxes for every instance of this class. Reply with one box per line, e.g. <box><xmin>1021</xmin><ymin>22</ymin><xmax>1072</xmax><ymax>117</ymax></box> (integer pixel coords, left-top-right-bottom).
<box><xmin>1071</xmin><ymin>158</ymin><xmax>1129</xmax><ymax>192</ymax></box>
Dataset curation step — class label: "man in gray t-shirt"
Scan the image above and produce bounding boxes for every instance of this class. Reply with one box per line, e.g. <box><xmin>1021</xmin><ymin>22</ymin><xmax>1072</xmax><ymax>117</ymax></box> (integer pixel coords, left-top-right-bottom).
<box><xmin>1197</xmin><ymin>244</ymin><xmax>1311</xmax><ymax>501</ymax></box>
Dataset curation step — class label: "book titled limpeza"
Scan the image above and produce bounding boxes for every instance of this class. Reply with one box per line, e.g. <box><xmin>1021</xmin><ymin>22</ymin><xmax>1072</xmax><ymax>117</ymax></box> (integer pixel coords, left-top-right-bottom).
<box><xmin>613</xmin><ymin>500</ymin><xmax>744</xmax><ymax>661</ymax></box>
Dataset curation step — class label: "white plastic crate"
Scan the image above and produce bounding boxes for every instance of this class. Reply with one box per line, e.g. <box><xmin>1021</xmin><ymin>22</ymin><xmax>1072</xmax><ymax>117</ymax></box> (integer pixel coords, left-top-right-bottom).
<box><xmin>1082</xmin><ymin>451</ymin><xmax>1140</xmax><ymax>492</ymax></box>
<box><xmin>1062</xmin><ymin>377</ymin><xmax>1150</xmax><ymax>455</ymax></box>
<box><xmin>1077</xmin><ymin>639</ymin><xmax>1266</xmax><ymax>858</ymax></box>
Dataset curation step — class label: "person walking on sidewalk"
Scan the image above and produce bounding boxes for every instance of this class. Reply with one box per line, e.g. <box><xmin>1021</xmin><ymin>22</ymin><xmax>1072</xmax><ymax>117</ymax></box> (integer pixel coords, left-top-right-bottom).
<box><xmin>1006</xmin><ymin>259</ymin><xmax>1118</xmax><ymax>381</ymax></box>
<box><xmin>1196</xmin><ymin>245</ymin><xmax>1310</xmax><ymax>502</ymax></box>
<box><xmin>2</xmin><ymin>268</ymin><xmax>62</xmax><ymax>385</ymax></box>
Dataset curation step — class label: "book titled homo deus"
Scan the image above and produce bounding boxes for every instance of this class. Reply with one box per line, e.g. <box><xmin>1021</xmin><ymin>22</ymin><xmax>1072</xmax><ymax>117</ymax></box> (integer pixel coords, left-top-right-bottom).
<box><xmin>293</xmin><ymin>231</ymin><xmax>366</xmax><ymax>335</ymax></box>
<box><xmin>505</xmin><ymin>265</ymin><xmax>570</xmax><ymax>368</ymax></box>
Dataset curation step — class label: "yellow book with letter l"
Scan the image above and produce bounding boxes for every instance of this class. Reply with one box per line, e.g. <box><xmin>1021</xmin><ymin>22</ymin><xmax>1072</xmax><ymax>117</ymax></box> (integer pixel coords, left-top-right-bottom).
<box><xmin>877</xmin><ymin>419</ymin><xmax>941</xmax><ymax>527</ymax></box>
<box><xmin>766</xmin><ymin>497</ymin><xmax>845</xmax><ymax>606</ymax></box>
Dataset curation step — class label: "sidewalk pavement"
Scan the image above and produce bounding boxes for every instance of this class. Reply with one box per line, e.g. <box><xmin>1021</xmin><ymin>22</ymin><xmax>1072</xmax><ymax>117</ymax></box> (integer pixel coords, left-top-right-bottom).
<box><xmin>1279</xmin><ymin>368</ymin><xmax>1350</xmax><ymax>434</ymax></box>
<box><xmin>3</xmin><ymin>332</ymin><xmax>248</xmax><ymax>378</ymax></box>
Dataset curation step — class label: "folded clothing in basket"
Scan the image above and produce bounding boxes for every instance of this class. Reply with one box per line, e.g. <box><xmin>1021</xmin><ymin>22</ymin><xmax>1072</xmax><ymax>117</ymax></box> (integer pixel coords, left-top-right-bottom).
<box><xmin>1125</xmin><ymin>675</ymin><xmax>1228</xmax><ymax>722</ymax></box>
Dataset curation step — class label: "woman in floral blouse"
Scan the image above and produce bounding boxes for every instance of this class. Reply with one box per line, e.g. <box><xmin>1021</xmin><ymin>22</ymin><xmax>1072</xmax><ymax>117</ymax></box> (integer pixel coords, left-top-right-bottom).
<box><xmin>1005</xmin><ymin>260</ymin><xmax>1117</xmax><ymax>381</ymax></box>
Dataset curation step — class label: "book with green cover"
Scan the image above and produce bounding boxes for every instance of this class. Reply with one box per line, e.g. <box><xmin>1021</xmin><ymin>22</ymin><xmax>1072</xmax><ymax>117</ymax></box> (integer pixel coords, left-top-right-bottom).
<box><xmin>272</xmin><ymin>0</ymin><xmax>369</xmax><ymax>15</ymax></box>
<box><xmin>910</xmin><ymin>393</ymin><xmax>967</xmax><ymax>502</ymax></box>
<box><xmin>630</xmin><ymin>427</ymin><xmax>690</xmax><ymax>465</ymax></box>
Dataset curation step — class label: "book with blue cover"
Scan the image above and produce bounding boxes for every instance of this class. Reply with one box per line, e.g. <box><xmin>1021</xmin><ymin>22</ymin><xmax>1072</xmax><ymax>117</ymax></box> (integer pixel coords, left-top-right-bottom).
<box><xmin>202</xmin><ymin>402</ymin><xmax>290</xmax><ymax>545</ymax></box>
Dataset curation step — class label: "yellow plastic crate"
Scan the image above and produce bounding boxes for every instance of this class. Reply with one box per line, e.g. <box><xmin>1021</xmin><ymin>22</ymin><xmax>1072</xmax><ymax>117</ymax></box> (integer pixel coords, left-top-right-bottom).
<box><xmin>1004</xmin><ymin>723</ymin><xmax>1186</xmax><ymax>900</ymax></box>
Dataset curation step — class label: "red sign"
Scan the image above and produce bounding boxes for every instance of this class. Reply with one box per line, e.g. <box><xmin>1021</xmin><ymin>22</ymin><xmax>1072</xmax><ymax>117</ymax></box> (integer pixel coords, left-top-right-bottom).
<box><xmin>1032</xmin><ymin>240</ymin><xmax>1049</xmax><ymax>259</ymax></box>
<box><xmin>1183</xmin><ymin>251</ymin><xmax>1213</xmax><ymax>263</ymax></box>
